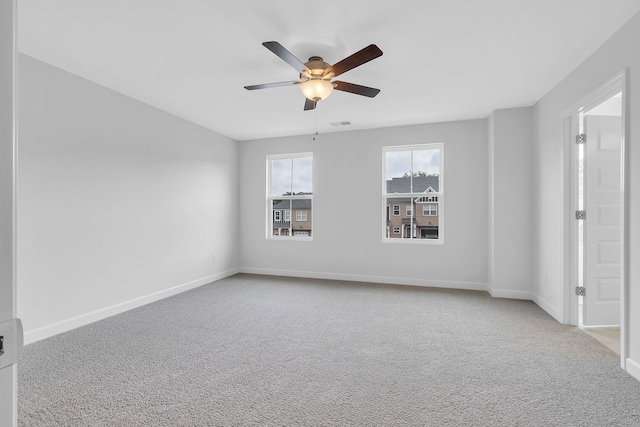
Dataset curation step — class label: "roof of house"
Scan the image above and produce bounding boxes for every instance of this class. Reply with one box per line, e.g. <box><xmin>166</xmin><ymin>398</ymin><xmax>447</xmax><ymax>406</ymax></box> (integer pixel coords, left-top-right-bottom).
<box><xmin>386</xmin><ymin>175</ymin><xmax>440</xmax><ymax>193</ymax></box>
<box><xmin>272</xmin><ymin>199</ymin><xmax>312</xmax><ymax>210</ymax></box>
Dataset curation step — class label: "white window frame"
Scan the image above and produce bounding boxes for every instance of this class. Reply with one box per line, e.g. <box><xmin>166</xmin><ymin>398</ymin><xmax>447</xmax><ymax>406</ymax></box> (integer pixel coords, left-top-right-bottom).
<box><xmin>406</xmin><ymin>205</ymin><xmax>412</xmax><ymax>216</ymax></box>
<box><xmin>284</xmin><ymin>210</ymin><xmax>291</xmax><ymax>222</ymax></box>
<box><xmin>296</xmin><ymin>210</ymin><xmax>307</xmax><ymax>222</ymax></box>
<box><xmin>267</xmin><ymin>152</ymin><xmax>313</xmax><ymax>241</ymax></box>
<box><xmin>382</xmin><ymin>143</ymin><xmax>444</xmax><ymax>244</ymax></box>
<box><xmin>393</xmin><ymin>227</ymin><xmax>400</xmax><ymax>234</ymax></box>
<box><xmin>393</xmin><ymin>205</ymin><xmax>400</xmax><ymax>216</ymax></box>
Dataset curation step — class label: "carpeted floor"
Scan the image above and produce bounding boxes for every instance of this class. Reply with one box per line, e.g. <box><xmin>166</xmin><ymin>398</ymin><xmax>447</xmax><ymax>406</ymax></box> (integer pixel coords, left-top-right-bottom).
<box><xmin>18</xmin><ymin>274</ymin><xmax>640</xmax><ymax>426</ymax></box>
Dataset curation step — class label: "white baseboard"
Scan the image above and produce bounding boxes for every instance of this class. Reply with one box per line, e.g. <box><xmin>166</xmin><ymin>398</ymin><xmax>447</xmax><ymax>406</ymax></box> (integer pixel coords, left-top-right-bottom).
<box><xmin>626</xmin><ymin>357</ymin><xmax>640</xmax><ymax>382</ymax></box>
<box><xmin>486</xmin><ymin>284</ymin><xmax>533</xmax><ymax>300</ymax></box>
<box><xmin>239</xmin><ymin>267</ymin><xmax>488</xmax><ymax>292</ymax></box>
<box><xmin>532</xmin><ymin>294</ymin><xmax>562</xmax><ymax>322</ymax></box>
<box><xmin>24</xmin><ymin>268</ymin><xmax>239</xmax><ymax>345</ymax></box>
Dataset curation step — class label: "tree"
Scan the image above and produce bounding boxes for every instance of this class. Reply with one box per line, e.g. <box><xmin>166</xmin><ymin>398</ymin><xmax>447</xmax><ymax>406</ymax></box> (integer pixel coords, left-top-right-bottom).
<box><xmin>402</xmin><ymin>171</ymin><xmax>428</xmax><ymax>178</ymax></box>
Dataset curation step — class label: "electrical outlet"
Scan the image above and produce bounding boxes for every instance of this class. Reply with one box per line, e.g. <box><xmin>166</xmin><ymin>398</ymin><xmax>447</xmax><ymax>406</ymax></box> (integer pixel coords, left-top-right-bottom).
<box><xmin>358</xmin><ymin>253</ymin><xmax>365</xmax><ymax>262</ymax></box>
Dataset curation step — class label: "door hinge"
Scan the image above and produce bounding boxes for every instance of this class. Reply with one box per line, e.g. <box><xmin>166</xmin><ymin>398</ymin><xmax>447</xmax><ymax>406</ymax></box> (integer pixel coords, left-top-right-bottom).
<box><xmin>575</xmin><ymin>286</ymin><xmax>586</xmax><ymax>296</ymax></box>
<box><xmin>575</xmin><ymin>210</ymin><xmax>586</xmax><ymax>220</ymax></box>
<box><xmin>576</xmin><ymin>134</ymin><xmax>586</xmax><ymax>144</ymax></box>
<box><xmin>0</xmin><ymin>318</ymin><xmax>24</xmax><ymax>370</ymax></box>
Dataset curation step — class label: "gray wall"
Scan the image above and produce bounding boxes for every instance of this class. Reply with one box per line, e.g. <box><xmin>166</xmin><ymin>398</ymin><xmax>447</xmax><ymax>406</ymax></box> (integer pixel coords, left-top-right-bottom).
<box><xmin>17</xmin><ymin>55</ymin><xmax>239</xmax><ymax>342</ymax></box>
<box><xmin>239</xmin><ymin>120</ymin><xmax>490</xmax><ymax>289</ymax></box>
<box><xmin>487</xmin><ymin>107</ymin><xmax>534</xmax><ymax>298</ymax></box>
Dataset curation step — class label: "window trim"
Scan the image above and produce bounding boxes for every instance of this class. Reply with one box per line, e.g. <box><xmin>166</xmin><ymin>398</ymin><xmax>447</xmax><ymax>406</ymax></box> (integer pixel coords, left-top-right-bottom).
<box><xmin>267</xmin><ymin>152</ymin><xmax>313</xmax><ymax>241</ymax></box>
<box><xmin>382</xmin><ymin>143</ymin><xmax>444</xmax><ymax>245</ymax></box>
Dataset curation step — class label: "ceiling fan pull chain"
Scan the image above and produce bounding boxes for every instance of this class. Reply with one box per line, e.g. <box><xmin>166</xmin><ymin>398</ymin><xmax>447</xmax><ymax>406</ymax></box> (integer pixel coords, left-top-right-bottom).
<box><xmin>313</xmin><ymin>107</ymin><xmax>318</xmax><ymax>141</ymax></box>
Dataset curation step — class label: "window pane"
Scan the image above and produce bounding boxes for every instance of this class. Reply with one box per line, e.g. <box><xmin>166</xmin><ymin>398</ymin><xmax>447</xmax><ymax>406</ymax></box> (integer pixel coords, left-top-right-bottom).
<box><xmin>268</xmin><ymin>153</ymin><xmax>313</xmax><ymax>240</ymax></box>
<box><xmin>292</xmin><ymin>156</ymin><xmax>313</xmax><ymax>195</ymax></box>
<box><xmin>271</xmin><ymin>199</ymin><xmax>291</xmax><ymax>236</ymax></box>
<box><xmin>271</xmin><ymin>158</ymin><xmax>292</xmax><ymax>196</ymax></box>
<box><xmin>412</xmin><ymin>149</ymin><xmax>440</xmax><ymax>176</ymax></box>
<box><xmin>292</xmin><ymin>199</ymin><xmax>312</xmax><ymax>237</ymax></box>
<box><xmin>385</xmin><ymin>150</ymin><xmax>411</xmax><ymax>190</ymax></box>
<box><xmin>383</xmin><ymin>144</ymin><xmax>442</xmax><ymax>242</ymax></box>
<box><xmin>386</xmin><ymin>197</ymin><xmax>413</xmax><ymax>239</ymax></box>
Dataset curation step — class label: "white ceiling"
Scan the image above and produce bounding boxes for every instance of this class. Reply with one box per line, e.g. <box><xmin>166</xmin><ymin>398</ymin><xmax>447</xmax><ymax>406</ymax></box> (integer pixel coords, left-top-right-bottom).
<box><xmin>17</xmin><ymin>0</ymin><xmax>640</xmax><ymax>141</ymax></box>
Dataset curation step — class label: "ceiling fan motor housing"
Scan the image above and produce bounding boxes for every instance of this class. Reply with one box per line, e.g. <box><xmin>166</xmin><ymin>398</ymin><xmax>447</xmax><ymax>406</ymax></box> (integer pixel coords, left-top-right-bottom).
<box><xmin>302</xmin><ymin>56</ymin><xmax>332</xmax><ymax>80</ymax></box>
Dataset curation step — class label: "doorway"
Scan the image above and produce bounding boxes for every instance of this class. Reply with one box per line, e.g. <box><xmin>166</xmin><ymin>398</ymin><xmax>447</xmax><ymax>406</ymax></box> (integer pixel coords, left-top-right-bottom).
<box><xmin>568</xmin><ymin>73</ymin><xmax>627</xmax><ymax>365</ymax></box>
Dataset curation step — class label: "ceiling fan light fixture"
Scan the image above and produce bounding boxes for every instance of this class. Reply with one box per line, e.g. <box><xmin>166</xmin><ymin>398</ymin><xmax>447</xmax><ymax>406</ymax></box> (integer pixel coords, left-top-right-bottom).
<box><xmin>300</xmin><ymin>79</ymin><xmax>334</xmax><ymax>101</ymax></box>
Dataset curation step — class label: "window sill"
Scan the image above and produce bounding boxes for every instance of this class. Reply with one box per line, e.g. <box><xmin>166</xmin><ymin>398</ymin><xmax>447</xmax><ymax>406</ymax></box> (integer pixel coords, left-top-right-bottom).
<box><xmin>382</xmin><ymin>237</ymin><xmax>443</xmax><ymax>245</ymax></box>
<box><xmin>267</xmin><ymin>236</ymin><xmax>313</xmax><ymax>242</ymax></box>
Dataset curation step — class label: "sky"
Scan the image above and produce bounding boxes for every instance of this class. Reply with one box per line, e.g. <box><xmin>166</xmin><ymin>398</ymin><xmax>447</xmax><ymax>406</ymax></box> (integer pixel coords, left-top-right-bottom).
<box><xmin>385</xmin><ymin>148</ymin><xmax>440</xmax><ymax>180</ymax></box>
<box><xmin>270</xmin><ymin>149</ymin><xmax>439</xmax><ymax>196</ymax></box>
<box><xmin>271</xmin><ymin>156</ymin><xmax>313</xmax><ymax>196</ymax></box>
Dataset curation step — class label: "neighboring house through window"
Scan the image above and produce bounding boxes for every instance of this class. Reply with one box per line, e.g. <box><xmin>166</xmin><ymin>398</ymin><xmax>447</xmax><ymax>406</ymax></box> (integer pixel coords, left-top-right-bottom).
<box><xmin>383</xmin><ymin>143</ymin><xmax>443</xmax><ymax>242</ymax></box>
<box><xmin>267</xmin><ymin>153</ymin><xmax>313</xmax><ymax>239</ymax></box>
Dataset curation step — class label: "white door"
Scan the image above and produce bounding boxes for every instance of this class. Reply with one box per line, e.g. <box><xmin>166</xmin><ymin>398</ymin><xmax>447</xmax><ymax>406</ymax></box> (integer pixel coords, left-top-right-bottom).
<box><xmin>583</xmin><ymin>115</ymin><xmax>622</xmax><ymax>326</ymax></box>
<box><xmin>0</xmin><ymin>1</ymin><xmax>18</xmax><ymax>425</ymax></box>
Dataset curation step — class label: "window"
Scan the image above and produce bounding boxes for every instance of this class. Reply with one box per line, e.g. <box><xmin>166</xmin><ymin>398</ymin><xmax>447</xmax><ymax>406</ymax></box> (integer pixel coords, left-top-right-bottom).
<box><xmin>383</xmin><ymin>143</ymin><xmax>443</xmax><ymax>242</ymax></box>
<box><xmin>268</xmin><ymin>153</ymin><xmax>313</xmax><ymax>239</ymax></box>
<box><xmin>423</xmin><ymin>204</ymin><xmax>437</xmax><ymax>216</ymax></box>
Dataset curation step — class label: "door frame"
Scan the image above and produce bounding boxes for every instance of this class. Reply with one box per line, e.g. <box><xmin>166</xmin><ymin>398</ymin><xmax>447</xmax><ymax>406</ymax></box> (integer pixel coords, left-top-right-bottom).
<box><xmin>563</xmin><ymin>70</ymin><xmax>628</xmax><ymax>368</ymax></box>
<box><xmin>0</xmin><ymin>0</ymin><xmax>18</xmax><ymax>425</ymax></box>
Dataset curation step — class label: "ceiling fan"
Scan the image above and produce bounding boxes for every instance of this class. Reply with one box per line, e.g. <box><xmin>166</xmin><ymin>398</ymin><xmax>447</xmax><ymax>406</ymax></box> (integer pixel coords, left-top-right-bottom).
<box><xmin>244</xmin><ymin>41</ymin><xmax>383</xmax><ymax>111</ymax></box>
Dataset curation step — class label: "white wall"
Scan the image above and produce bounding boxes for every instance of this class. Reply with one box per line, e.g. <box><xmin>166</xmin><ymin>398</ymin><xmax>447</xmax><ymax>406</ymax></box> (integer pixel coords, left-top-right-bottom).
<box><xmin>17</xmin><ymin>55</ymin><xmax>239</xmax><ymax>343</ymax></box>
<box><xmin>487</xmin><ymin>108</ymin><xmax>534</xmax><ymax>299</ymax></box>
<box><xmin>239</xmin><ymin>120</ymin><xmax>489</xmax><ymax>290</ymax></box>
<box><xmin>532</xmin><ymin>10</ymin><xmax>640</xmax><ymax>378</ymax></box>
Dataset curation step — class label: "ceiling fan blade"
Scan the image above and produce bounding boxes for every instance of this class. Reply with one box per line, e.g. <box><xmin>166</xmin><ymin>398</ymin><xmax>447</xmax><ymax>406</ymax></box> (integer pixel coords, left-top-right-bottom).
<box><xmin>263</xmin><ymin>41</ymin><xmax>311</xmax><ymax>74</ymax></box>
<box><xmin>333</xmin><ymin>81</ymin><xmax>381</xmax><ymax>98</ymax></box>
<box><xmin>244</xmin><ymin>81</ymin><xmax>300</xmax><ymax>90</ymax></box>
<box><xmin>325</xmin><ymin>44</ymin><xmax>383</xmax><ymax>78</ymax></box>
<box><xmin>304</xmin><ymin>98</ymin><xmax>317</xmax><ymax>111</ymax></box>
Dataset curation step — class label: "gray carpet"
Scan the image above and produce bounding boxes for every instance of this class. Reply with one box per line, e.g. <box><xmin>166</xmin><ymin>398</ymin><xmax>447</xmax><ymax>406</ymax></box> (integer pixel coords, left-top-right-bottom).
<box><xmin>18</xmin><ymin>274</ymin><xmax>640</xmax><ymax>426</ymax></box>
